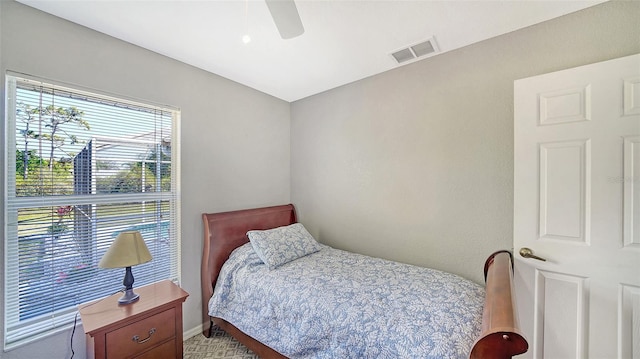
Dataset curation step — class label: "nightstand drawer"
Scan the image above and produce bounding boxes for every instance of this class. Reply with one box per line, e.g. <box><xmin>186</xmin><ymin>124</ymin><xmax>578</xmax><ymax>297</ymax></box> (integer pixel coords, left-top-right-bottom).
<box><xmin>106</xmin><ymin>308</ymin><xmax>175</xmax><ymax>358</ymax></box>
<box><xmin>133</xmin><ymin>338</ymin><xmax>176</xmax><ymax>359</ymax></box>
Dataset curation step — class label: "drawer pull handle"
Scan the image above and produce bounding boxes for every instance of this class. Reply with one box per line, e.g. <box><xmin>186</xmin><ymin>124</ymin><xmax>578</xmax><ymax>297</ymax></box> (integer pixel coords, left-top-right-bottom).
<box><xmin>132</xmin><ymin>328</ymin><xmax>156</xmax><ymax>344</ymax></box>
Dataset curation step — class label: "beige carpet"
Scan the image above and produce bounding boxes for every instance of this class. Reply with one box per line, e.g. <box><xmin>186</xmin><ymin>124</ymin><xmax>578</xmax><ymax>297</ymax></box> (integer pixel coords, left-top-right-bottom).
<box><xmin>183</xmin><ymin>326</ymin><xmax>259</xmax><ymax>359</ymax></box>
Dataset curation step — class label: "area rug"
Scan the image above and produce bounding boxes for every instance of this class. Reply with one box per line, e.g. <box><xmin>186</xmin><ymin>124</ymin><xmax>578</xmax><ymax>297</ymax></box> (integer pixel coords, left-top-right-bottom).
<box><xmin>183</xmin><ymin>326</ymin><xmax>258</xmax><ymax>359</ymax></box>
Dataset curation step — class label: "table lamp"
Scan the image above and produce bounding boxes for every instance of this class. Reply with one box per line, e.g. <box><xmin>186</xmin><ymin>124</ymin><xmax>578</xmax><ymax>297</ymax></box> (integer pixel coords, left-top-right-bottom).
<box><xmin>99</xmin><ymin>230</ymin><xmax>152</xmax><ymax>305</ymax></box>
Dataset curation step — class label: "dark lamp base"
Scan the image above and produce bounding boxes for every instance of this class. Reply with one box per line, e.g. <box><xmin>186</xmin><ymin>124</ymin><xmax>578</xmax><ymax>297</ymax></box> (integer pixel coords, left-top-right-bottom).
<box><xmin>118</xmin><ymin>288</ymin><xmax>140</xmax><ymax>305</ymax></box>
<box><xmin>118</xmin><ymin>266</ymin><xmax>140</xmax><ymax>305</ymax></box>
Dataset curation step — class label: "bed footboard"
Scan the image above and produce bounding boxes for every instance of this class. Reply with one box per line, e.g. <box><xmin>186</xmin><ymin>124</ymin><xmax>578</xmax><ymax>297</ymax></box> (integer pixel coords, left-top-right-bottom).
<box><xmin>469</xmin><ymin>250</ymin><xmax>528</xmax><ymax>358</ymax></box>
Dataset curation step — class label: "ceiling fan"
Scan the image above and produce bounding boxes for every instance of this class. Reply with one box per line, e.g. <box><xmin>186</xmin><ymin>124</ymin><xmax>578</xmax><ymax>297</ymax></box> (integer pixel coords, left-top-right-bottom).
<box><xmin>264</xmin><ymin>0</ymin><xmax>305</xmax><ymax>39</ymax></box>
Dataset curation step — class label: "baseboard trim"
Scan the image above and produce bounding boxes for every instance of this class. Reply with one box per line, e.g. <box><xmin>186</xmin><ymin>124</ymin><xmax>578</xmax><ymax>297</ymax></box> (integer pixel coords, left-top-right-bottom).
<box><xmin>183</xmin><ymin>323</ymin><xmax>204</xmax><ymax>340</ymax></box>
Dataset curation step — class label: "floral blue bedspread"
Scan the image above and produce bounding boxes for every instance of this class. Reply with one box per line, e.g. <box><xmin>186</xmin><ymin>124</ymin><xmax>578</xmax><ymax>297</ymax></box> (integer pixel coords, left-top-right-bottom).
<box><xmin>209</xmin><ymin>243</ymin><xmax>485</xmax><ymax>359</ymax></box>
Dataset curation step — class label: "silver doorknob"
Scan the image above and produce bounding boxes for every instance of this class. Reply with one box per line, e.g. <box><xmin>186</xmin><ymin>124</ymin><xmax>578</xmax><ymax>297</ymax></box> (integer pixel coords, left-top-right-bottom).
<box><xmin>519</xmin><ymin>247</ymin><xmax>547</xmax><ymax>261</ymax></box>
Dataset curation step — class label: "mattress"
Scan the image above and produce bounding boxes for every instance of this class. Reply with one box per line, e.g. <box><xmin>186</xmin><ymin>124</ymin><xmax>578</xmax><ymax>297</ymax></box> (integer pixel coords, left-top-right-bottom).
<box><xmin>209</xmin><ymin>243</ymin><xmax>484</xmax><ymax>359</ymax></box>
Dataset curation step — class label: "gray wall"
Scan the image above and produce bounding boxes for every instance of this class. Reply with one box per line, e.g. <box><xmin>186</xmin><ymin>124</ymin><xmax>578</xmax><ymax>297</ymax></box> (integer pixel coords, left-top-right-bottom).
<box><xmin>1</xmin><ymin>0</ymin><xmax>640</xmax><ymax>358</ymax></box>
<box><xmin>290</xmin><ymin>1</ymin><xmax>640</xmax><ymax>284</ymax></box>
<box><xmin>0</xmin><ymin>1</ymin><xmax>290</xmax><ymax>358</ymax></box>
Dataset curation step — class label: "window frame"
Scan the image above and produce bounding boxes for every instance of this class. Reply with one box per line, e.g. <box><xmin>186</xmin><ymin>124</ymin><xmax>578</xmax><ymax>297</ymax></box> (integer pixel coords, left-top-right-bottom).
<box><xmin>3</xmin><ymin>73</ymin><xmax>181</xmax><ymax>350</ymax></box>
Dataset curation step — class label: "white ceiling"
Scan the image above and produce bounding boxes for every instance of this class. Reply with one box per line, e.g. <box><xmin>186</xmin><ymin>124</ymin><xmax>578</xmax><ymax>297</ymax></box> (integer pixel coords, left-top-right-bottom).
<box><xmin>17</xmin><ymin>0</ymin><xmax>606</xmax><ymax>102</ymax></box>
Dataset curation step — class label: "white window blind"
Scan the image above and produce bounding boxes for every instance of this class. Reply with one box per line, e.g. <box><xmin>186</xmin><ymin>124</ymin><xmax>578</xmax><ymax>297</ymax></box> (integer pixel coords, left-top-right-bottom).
<box><xmin>4</xmin><ymin>74</ymin><xmax>181</xmax><ymax>349</ymax></box>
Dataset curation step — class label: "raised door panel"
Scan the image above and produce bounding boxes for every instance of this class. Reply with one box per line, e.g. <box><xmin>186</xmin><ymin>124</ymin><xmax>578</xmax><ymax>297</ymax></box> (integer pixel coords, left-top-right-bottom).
<box><xmin>538</xmin><ymin>140</ymin><xmax>590</xmax><ymax>243</ymax></box>
<box><xmin>534</xmin><ymin>271</ymin><xmax>587</xmax><ymax>359</ymax></box>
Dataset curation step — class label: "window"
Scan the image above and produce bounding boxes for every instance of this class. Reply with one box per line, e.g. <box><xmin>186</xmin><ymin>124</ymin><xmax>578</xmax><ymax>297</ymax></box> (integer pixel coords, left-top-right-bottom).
<box><xmin>4</xmin><ymin>74</ymin><xmax>181</xmax><ymax>349</ymax></box>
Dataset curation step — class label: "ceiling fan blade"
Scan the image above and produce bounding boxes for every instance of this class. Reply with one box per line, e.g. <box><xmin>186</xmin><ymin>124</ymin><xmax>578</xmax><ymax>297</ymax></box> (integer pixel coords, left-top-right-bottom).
<box><xmin>265</xmin><ymin>0</ymin><xmax>305</xmax><ymax>39</ymax></box>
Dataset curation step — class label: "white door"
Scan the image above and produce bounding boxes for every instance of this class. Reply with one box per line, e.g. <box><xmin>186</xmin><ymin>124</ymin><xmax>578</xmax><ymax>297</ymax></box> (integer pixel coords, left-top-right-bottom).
<box><xmin>514</xmin><ymin>54</ymin><xmax>640</xmax><ymax>359</ymax></box>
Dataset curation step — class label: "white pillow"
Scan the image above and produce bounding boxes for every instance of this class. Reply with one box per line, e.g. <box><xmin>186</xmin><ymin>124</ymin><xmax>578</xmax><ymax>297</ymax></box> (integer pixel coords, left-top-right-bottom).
<box><xmin>247</xmin><ymin>223</ymin><xmax>322</xmax><ymax>269</ymax></box>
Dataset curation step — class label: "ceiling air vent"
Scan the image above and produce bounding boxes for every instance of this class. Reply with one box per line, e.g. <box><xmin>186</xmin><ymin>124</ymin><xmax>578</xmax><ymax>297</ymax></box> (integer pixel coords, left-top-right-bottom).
<box><xmin>391</xmin><ymin>48</ymin><xmax>415</xmax><ymax>64</ymax></box>
<box><xmin>390</xmin><ymin>37</ymin><xmax>439</xmax><ymax>65</ymax></box>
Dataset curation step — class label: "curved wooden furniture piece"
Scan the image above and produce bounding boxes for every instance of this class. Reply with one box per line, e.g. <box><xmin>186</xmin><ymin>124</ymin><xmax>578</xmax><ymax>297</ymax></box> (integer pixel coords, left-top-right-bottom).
<box><xmin>202</xmin><ymin>204</ymin><xmax>528</xmax><ymax>358</ymax></box>
<box><xmin>469</xmin><ymin>250</ymin><xmax>528</xmax><ymax>358</ymax></box>
<box><xmin>201</xmin><ymin>204</ymin><xmax>296</xmax><ymax>353</ymax></box>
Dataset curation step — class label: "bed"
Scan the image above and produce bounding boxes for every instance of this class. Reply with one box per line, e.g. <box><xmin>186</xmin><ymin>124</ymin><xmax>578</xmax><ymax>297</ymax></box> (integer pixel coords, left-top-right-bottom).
<box><xmin>201</xmin><ymin>204</ymin><xmax>527</xmax><ymax>358</ymax></box>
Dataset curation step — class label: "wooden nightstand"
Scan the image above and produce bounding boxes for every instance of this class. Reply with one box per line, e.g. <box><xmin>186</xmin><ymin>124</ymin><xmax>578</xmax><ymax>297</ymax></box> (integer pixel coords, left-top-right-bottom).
<box><xmin>78</xmin><ymin>280</ymin><xmax>189</xmax><ymax>359</ymax></box>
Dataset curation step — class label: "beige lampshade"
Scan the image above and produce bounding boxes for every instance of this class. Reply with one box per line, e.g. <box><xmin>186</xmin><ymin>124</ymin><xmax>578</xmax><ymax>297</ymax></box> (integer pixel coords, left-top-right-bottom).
<box><xmin>99</xmin><ymin>231</ymin><xmax>152</xmax><ymax>268</ymax></box>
